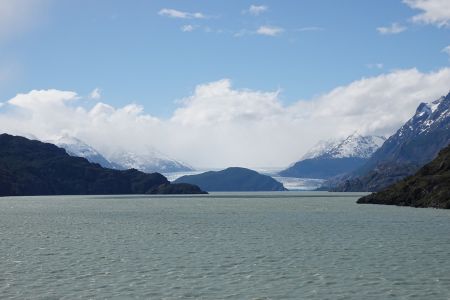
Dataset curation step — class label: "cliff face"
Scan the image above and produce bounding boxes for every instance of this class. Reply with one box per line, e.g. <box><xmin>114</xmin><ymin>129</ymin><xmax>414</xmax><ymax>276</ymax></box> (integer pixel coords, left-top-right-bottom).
<box><xmin>0</xmin><ymin>134</ymin><xmax>205</xmax><ymax>196</ymax></box>
<box><xmin>357</xmin><ymin>144</ymin><xmax>450</xmax><ymax>209</ymax></box>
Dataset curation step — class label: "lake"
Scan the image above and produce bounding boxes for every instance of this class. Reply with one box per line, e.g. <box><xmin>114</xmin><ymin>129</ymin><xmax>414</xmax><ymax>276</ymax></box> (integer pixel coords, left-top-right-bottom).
<box><xmin>1</xmin><ymin>192</ymin><xmax>449</xmax><ymax>299</ymax></box>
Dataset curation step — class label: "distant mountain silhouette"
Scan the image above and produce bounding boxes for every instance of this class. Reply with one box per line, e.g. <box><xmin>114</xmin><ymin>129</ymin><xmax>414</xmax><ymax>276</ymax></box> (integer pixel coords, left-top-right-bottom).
<box><xmin>357</xmin><ymin>144</ymin><xmax>450</xmax><ymax>209</ymax></box>
<box><xmin>0</xmin><ymin>134</ymin><xmax>205</xmax><ymax>196</ymax></box>
<box><xmin>174</xmin><ymin>167</ymin><xmax>286</xmax><ymax>192</ymax></box>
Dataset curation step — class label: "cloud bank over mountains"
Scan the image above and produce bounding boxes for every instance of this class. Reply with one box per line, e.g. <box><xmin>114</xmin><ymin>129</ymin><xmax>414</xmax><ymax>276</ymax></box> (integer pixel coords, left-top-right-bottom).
<box><xmin>1</xmin><ymin>68</ymin><xmax>449</xmax><ymax>168</ymax></box>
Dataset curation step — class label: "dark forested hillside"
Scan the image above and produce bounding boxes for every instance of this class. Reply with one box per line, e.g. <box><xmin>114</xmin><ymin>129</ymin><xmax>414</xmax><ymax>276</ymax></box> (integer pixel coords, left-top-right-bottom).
<box><xmin>0</xmin><ymin>134</ymin><xmax>205</xmax><ymax>196</ymax></box>
<box><xmin>357</xmin><ymin>144</ymin><xmax>450</xmax><ymax>209</ymax></box>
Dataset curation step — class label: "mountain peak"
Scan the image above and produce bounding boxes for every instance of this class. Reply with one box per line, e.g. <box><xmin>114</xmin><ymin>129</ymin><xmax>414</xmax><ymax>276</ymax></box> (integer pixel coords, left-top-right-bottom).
<box><xmin>399</xmin><ymin>92</ymin><xmax>450</xmax><ymax>138</ymax></box>
<box><xmin>303</xmin><ymin>133</ymin><xmax>385</xmax><ymax>160</ymax></box>
<box><xmin>46</xmin><ymin>135</ymin><xmax>118</xmax><ymax>169</ymax></box>
<box><xmin>330</xmin><ymin>91</ymin><xmax>450</xmax><ymax>192</ymax></box>
<box><xmin>108</xmin><ymin>150</ymin><xmax>194</xmax><ymax>173</ymax></box>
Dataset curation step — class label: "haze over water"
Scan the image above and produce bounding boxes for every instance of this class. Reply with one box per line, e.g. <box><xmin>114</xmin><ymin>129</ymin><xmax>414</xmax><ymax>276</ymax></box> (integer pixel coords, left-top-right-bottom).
<box><xmin>1</xmin><ymin>193</ymin><xmax>449</xmax><ymax>299</ymax></box>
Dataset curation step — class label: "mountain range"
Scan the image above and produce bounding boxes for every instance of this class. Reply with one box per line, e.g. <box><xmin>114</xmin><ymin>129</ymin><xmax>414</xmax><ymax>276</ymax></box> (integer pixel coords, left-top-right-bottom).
<box><xmin>48</xmin><ymin>135</ymin><xmax>193</xmax><ymax>173</ymax></box>
<box><xmin>108</xmin><ymin>150</ymin><xmax>193</xmax><ymax>174</ymax></box>
<box><xmin>330</xmin><ymin>91</ymin><xmax>450</xmax><ymax>192</ymax></box>
<box><xmin>0</xmin><ymin>134</ymin><xmax>205</xmax><ymax>196</ymax></box>
<box><xmin>279</xmin><ymin>133</ymin><xmax>385</xmax><ymax>179</ymax></box>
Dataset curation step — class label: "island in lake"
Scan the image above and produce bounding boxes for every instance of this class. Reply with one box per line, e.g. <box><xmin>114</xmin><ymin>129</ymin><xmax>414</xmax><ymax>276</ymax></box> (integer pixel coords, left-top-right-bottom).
<box><xmin>174</xmin><ymin>167</ymin><xmax>286</xmax><ymax>192</ymax></box>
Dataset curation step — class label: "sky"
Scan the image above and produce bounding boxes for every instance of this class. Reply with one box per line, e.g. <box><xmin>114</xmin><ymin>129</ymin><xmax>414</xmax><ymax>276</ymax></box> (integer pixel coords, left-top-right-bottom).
<box><xmin>0</xmin><ymin>0</ymin><xmax>449</xmax><ymax>169</ymax></box>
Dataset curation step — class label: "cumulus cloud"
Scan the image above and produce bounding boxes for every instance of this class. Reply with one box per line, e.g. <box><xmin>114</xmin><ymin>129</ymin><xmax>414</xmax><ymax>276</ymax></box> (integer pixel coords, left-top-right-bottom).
<box><xmin>245</xmin><ymin>5</ymin><xmax>268</xmax><ymax>16</ymax></box>
<box><xmin>294</xmin><ymin>68</ymin><xmax>450</xmax><ymax>136</ymax></box>
<box><xmin>158</xmin><ymin>8</ymin><xmax>206</xmax><ymax>19</ymax></box>
<box><xmin>377</xmin><ymin>23</ymin><xmax>407</xmax><ymax>34</ymax></box>
<box><xmin>403</xmin><ymin>0</ymin><xmax>450</xmax><ymax>27</ymax></box>
<box><xmin>1</xmin><ymin>68</ymin><xmax>449</xmax><ymax>168</ymax></box>
<box><xmin>171</xmin><ymin>79</ymin><xmax>283</xmax><ymax>125</ymax></box>
<box><xmin>8</xmin><ymin>89</ymin><xmax>78</xmax><ymax>109</ymax></box>
<box><xmin>256</xmin><ymin>25</ymin><xmax>284</xmax><ymax>36</ymax></box>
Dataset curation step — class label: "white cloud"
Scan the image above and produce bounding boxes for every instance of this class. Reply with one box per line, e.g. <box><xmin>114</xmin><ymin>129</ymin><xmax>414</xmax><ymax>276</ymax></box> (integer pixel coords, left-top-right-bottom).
<box><xmin>89</xmin><ymin>88</ymin><xmax>101</xmax><ymax>100</ymax></box>
<box><xmin>1</xmin><ymin>68</ymin><xmax>449</xmax><ymax>169</ymax></box>
<box><xmin>181</xmin><ymin>24</ymin><xmax>197</xmax><ymax>32</ymax></box>
<box><xmin>245</xmin><ymin>5</ymin><xmax>268</xmax><ymax>16</ymax></box>
<box><xmin>442</xmin><ymin>45</ymin><xmax>450</xmax><ymax>56</ymax></box>
<box><xmin>297</xmin><ymin>68</ymin><xmax>450</xmax><ymax>136</ymax></box>
<box><xmin>403</xmin><ymin>0</ymin><xmax>450</xmax><ymax>27</ymax></box>
<box><xmin>377</xmin><ymin>23</ymin><xmax>407</xmax><ymax>34</ymax></box>
<box><xmin>295</xmin><ymin>27</ymin><xmax>324</xmax><ymax>32</ymax></box>
<box><xmin>171</xmin><ymin>79</ymin><xmax>283</xmax><ymax>125</ymax></box>
<box><xmin>256</xmin><ymin>25</ymin><xmax>284</xmax><ymax>36</ymax></box>
<box><xmin>8</xmin><ymin>89</ymin><xmax>78</xmax><ymax>109</ymax></box>
<box><xmin>158</xmin><ymin>8</ymin><xmax>206</xmax><ymax>19</ymax></box>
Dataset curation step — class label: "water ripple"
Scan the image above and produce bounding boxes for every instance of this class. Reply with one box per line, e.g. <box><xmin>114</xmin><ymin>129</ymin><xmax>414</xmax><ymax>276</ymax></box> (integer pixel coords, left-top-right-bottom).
<box><xmin>0</xmin><ymin>193</ymin><xmax>449</xmax><ymax>299</ymax></box>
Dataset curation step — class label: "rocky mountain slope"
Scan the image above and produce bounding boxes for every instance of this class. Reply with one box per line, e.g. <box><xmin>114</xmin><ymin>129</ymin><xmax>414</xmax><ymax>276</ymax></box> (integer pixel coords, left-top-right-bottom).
<box><xmin>357</xmin><ymin>144</ymin><xmax>450</xmax><ymax>209</ymax></box>
<box><xmin>332</xmin><ymin>91</ymin><xmax>450</xmax><ymax>192</ymax></box>
<box><xmin>0</xmin><ymin>134</ymin><xmax>205</xmax><ymax>196</ymax></box>
<box><xmin>279</xmin><ymin>133</ymin><xmax>385</xmax><ymax>179</ymax></box>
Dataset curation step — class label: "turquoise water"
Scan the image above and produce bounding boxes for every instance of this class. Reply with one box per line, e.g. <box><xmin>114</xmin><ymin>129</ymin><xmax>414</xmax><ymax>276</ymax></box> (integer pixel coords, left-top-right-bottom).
<box><xmin>1</xmin><ymin>192</ymin><xmax>449</xmax><ymax>299</ymax></box>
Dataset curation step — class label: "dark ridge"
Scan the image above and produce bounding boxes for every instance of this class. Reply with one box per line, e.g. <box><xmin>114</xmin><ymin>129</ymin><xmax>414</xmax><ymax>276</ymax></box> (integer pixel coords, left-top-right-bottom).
<box><xmin>0</xmin><ymin>134</ymin><xmax>206</xmax><ymax>196</ymax></box>
<box><xmin>357</xmin><ymin>144</ymin><xmax>450</xmax><ymax>209</ymax></box>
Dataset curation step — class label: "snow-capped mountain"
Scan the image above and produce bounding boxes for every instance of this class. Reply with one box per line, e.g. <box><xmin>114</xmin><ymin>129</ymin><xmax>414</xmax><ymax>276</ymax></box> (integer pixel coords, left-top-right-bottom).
<box><xmin>47</xmin><ymin>135</ymin><xmax>193</xmax><ymax>173</ymax></box>
<box><xmin>302</xmin><ymin>133</ymin><xmax>385</xmax><ymax>160</ymax></box>
<box><xmin>396</xmin><ymin>95</ymin><xmax>450</xmax><ymax>140</ymax></box>
<box><xmin>279</xmin><ymin>133</ymin><xmax>386</xmax><ymax>179</ymax></box>
<box><xmin>331</xmin><ymin>91</ymin><xmax>450</xmax><ymax>192</ymax></box>
<box><xmin>107</xmin><ymin>150</ymin><xmax>194</xmax><ymax>174</ymax></box>
<box><xmin>301</xmin><ymin>139</ymin><xmax>338</xmax><ymax>160</ymax></box>
<box><xmin>47</xmin><ymin>135</ymin><xmax>119</xmax><ymax>169</ymax></box>
<box><xmin>366</xmin><ymin>92</ymin><xmax>450</xmax><ymax>167</ymax></box>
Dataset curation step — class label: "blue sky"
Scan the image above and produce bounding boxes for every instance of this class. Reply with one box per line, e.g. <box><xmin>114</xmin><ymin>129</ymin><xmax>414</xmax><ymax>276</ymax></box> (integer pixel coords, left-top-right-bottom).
<box><xmin>1</xmin><ymin>0</ymin><xmax>449</xmax><ymax>116</ymax></box>
<box><xmin>0</xmin><ymin>0</ymin><xmax>449</xmax><ymax>168</ymax></box>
